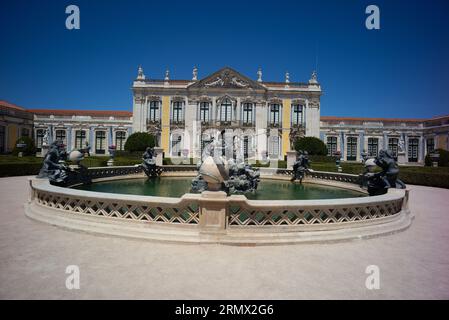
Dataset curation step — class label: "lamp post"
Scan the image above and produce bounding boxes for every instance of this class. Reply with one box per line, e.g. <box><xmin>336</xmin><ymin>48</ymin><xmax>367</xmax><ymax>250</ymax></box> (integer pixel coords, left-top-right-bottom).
<box><xmin>334</xmin><ymin>150</ymin><xmax>342</xmax><ymax>172</ymax></box>
<box><xmin>107</xmin><ymin>145</ymin><xmax>116</xmax><ymax>166</ymax></box>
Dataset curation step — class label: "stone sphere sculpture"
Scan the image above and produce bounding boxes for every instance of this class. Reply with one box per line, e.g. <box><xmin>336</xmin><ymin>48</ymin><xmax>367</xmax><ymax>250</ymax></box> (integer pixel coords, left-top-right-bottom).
<box><xmin>68</xmin><ymin>150</ymin><xmax>84</xmax><ymax>164</ymax></box>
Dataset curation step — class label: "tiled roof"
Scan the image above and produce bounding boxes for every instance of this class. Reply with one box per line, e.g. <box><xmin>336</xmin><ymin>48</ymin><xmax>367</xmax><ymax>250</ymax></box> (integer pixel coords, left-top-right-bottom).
<box><xmin>0</xmin><ymin>100</ymin><xmax>27</xmax><ymax>111</ymax></box>
<box><xmin>320</xmin><ymin>116</ymin><xmax>425</xmax><ymax>123</ymax></box>
<box><xmin>28</xmin><ymin>109</ymin><xmax>132</xmax><ymax>117</ymax></box>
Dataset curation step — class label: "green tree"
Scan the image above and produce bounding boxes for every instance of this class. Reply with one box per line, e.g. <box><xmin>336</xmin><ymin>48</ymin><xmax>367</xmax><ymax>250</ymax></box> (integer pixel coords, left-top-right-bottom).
<box><xmin>124</xmin><ymin>132</ymin><xmax>156</xmax><ymax>153</ymax></box>
<box><xmin>12</xmin><ymin>136</ymin><xmax>36</xmax><ymax>156</ymax></box>
<box><xmin>294</xmin><ymin>136</ymin><xmax>327</xmax><ymax>155</ymax></box>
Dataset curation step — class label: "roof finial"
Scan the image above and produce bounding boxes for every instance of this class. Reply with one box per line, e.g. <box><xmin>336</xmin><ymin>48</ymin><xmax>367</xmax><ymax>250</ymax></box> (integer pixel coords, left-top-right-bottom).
<box><xmin>192</xmin><ymin>66</ymin><xmax>198</xmax><ymax>81</ymax></box>
<box><xmin>257</xmin><ymin>67</ymin><xmax>263</xmax><ymax>82</ymax></box>
<box><xmin>164</xmin><ymin>69</ymin><xmax>170</xmax><ymax>81</ymax></box>
<box><xmin>285</xmin><ymin>71</ymin><xmax>290</xmax><ymax>87</ymax></box>
<box><xmin>137</xmin><ymin>65</ymin><xmax>145</xmax><ymax>80</ymax></box>
<box><xmin>309</xmin><ymin>70</ymin><xmax>318</xmax><ymax>84</ymax></box>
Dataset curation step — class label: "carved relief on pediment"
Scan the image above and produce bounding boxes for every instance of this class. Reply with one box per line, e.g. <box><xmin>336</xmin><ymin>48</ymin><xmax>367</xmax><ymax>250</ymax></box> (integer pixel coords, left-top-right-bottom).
<box><xmin>188</xmin><ymin>67</ymin><xmax>266</xmax><ymax>90</ymax></box>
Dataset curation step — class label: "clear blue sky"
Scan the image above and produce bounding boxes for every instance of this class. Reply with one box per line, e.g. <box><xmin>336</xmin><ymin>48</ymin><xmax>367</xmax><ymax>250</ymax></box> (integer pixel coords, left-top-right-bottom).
<box><xmin>1</xmin><ymin>0</ymin><xmax>448</xmax><ymax>118</ymax></box>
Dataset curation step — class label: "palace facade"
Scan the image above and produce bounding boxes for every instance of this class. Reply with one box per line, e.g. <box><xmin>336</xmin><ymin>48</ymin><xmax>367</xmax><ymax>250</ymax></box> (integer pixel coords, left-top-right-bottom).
<box><xmin>132</xmin><ymin>66</ymin><xmax>321</xmax><ymax>161</ymax></box>
<box><xmin>2</xmin><ymin>66</ymin><xmax>448</xmax><ymax>164</ymax></box>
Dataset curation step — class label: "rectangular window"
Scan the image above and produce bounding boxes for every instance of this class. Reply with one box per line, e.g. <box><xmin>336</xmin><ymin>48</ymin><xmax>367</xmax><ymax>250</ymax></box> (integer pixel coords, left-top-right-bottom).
<box><xmin>0</xmin><ymin>126</ymin><xmax>5</xmax><ymax>153</ymax></box>
<box><xmin>148</xmin><ymin>101</ymin><xmax>160</xmax><ymax>122</ymax></box>
<box><xmin>36</xmin><ymin>129</ymin><xmax>44</xmax><ymax>149</ymax></box>
<box><xmin>291</xmin><ymin>104</ymin><xmax>303</xmax><ymax>126</ymax></box>
<box><xmin>243</xmin><ymin>136</ymin><xmax>249</xmax><ymax>159</ymax></box>
<box><xmin>408</xmin><ymin>138</ymin><xmax>419</xmax><ymax>162</ymax></box>
<box><xmin>115</xmin><ymin>131</ymin><xmax>126</xmax><ymax>151</ymax></box>
<box><xmin>269</xmin><ymin>104</ymin><xmax>281</xmax><ymax>126</ymax></box>
<box><xmin>199</xmin><ymin>102</ymin><xmax>209</xmax><ymax>123</ymax></box>
<box><xmin>426</xmin><ymin>138</ymin><xmax>434</xmax><ymax>154</ymax></box>
<box><xmin>171</xmin><ymin>134</ymin><xmax>182</xmax><ymax>156</ymax></box>
<box><xmin>55</xmin><ymin>130</ymin><xmax>66</xmax><ymax>145</ymax></box>
<box><xmin>21</xmin><ymin>128</ymin><xmax>30</xmax><ymax>137</ymax></box>
<box><xmin>388</xmin><ymin>138</ymin><xmax>399</xmax><ymax>158</ymax></box>
<box><xmin>75</xmin><ymin>130</ymin><xmax>86</xmax><ymax>150</ymax></box>
<box><xmin>242</xmin><ymin>103</ymin><xmax>253</xmax><ymax>125</ymax></box>
<box><xmin>268</xmin><ymin>136</ymin><xmax>280</xmax><ymax>157</ymax></box>
<box><xmin>347</xmin><ymin>137</ymin><xmax>357</xmax><ymax>161</ymax></box>
<box><xmin>95</xmin><ymin>131</ymin><xmax>106</xmax><ymax>154</ymax></box>
<box><xmin>220</xmin><ymin>100</ymin><xmax>232</xmax><ymax>123</ymax></box>
<box><xmin>367</xmin><ymin>137</ymin><xmax>379</xmax><ymax>157</ymax></box>
<box><xmin>327</xmin><ymin>136</ymin><xmax>337</xmax><ymax>156</ymax></box>
<box><xmin>172</xmin><ymin>101</ymin><xmax>183</xmax><ymax>123</ymax></box>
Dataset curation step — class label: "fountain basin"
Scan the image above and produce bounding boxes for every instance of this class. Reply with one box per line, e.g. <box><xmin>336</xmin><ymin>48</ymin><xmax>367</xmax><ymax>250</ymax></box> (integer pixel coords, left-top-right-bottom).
<box><xmin>25</xmin><ymin>166</ymin><xmax>412</xmax><ymax>245</ymax></box>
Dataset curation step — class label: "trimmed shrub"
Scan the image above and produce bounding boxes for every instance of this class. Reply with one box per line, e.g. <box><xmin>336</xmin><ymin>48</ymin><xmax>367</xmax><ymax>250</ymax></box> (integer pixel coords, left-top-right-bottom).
<box><xmin>124</xmin><ymin>132</ymin><xmax>155</xmax><ymax>153</ymax></box>
<box><xmin>294</xmin><ymin>136</ymin><xmax>328</xmax><ymax>155</ymax></box>
<box><xmin>308</xmin><ymin>155</ymin><xmax>335</xmax><ymax>163</ymax></box>
<box><xmin>424</xmin><ymin>149</ymin><xmax>449</xmax><ymax>167</ymax></box>
<box><xmin>0</xmin><ymin>163</ymin><xmax>42</xmax><ymax>177</ymax></box>
<box><xmin>12</xmin><ymin>136</ymin><xmax>36</xmax><ymax>156</ymax></box>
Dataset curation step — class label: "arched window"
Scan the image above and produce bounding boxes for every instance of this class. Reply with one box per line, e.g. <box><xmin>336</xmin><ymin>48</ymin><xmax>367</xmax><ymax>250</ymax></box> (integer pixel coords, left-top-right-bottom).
<box><xmin>220</xmin><ymin>99</ymin><xmax>232</xmax><ymax>123</ymax></box>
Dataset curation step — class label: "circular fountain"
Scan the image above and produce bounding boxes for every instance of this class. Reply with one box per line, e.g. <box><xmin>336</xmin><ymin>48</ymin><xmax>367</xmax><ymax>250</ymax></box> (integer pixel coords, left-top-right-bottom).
<box><xmin>25</xmin><ymin>148</ymin><xmax>412</xmax><ymax>245</ymax></box>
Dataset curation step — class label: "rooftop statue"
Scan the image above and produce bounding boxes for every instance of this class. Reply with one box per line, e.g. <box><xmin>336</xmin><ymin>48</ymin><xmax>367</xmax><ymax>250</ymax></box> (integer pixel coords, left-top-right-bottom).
<box><xmin>290</xmin><ymin>150</ymin><xmax>311</xmax><ymax>184</ymax></box>
<box><xmin>141</xmin><ymin>147</ymin><xmax>158</xmax><ymax>178</ymax></box>
<box><xmin>362</xmin><ymin>149</ymin><xmax>406</xmax><ymax>196</ymax></box>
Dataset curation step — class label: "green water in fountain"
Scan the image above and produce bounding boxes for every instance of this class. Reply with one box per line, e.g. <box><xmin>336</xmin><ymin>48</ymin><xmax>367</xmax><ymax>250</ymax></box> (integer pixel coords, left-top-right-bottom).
<box><xmin>74</xmin><ymin>177</ymin><xmax>365</xmax><ymax>200</ymax></box>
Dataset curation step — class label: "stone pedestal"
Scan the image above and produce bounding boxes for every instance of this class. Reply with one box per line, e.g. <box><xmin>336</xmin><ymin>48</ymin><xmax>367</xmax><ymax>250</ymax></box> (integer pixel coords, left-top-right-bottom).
<box><xmin>397</xmin><ymin>151</ymin><xmax>406</xmax><ymax>164</ymax></box>
<box><xmin>40</xmin><ymin>145</ymin><xmax>49</xmax><ymax>158</ymax></box>
<box><xmin>154</xmin><ymin>147</ymin><xmax>163</xmax><ymax>166</ymax></box>
<box><xmin>286</xmin><ymin>151</ymin><xmax>297</xmax><ymax>170</ymax></box>
<box><xmin>199</xmin><ymin>191</ymin><xmax>228</xmax><ymax>235</ymax></box>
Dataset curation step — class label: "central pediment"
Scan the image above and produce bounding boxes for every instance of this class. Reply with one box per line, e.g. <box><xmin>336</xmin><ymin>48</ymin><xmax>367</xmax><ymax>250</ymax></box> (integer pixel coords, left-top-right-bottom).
<box><xmin>188</xmin><ymin>67</ymin><xmax>266</xmax><ymax>90</ymax></box>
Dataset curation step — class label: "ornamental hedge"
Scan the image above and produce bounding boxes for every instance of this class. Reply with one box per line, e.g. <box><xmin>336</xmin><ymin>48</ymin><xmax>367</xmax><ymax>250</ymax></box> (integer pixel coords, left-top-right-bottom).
<box><xmin>424</xmin><ymin>149</ymin><xmax>449</xmax><ymax>167</ymax></box>
<box><xmin>124</xmin><ymin>132</ymin><xmax>155</xmax><ymax>153</ymax></box>
<box><xmin>12</xmin><ymin>136</ymin><xmax>36</xmax><ymax>156</ymax></box>
<box><xmin>294</xmin><ymin>137</ymin><xmax>328</xmax><ymax>156</ymax></box>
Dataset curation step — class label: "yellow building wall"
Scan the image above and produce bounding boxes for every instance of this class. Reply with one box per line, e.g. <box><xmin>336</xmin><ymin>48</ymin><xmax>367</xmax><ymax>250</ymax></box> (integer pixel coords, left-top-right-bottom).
<box><xmin>8</xmin><ymin>124</ymin><xmax>17</xmax><ymax>152</ymax></box>
<box><xmin>281</xmin><ymin>99</ymin><xmax>291</xmax><ymax>156</ymax></box>
<box><xmin>438</xmin><ymin>134</ymin><xmax>448</xmax><ymax>151</ymax></box>
<box><xmin>161</xmin><ymin>96</ymin><xmax>170</xmax><ymax>153</ymax></box>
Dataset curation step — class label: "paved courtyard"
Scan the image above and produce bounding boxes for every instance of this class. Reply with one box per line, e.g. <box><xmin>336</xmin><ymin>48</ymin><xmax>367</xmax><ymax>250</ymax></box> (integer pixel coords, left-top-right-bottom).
<box><xmin>0</xmin><ymin>175</ymin><xmax>448</xmax><ymax>299</ymax></box>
